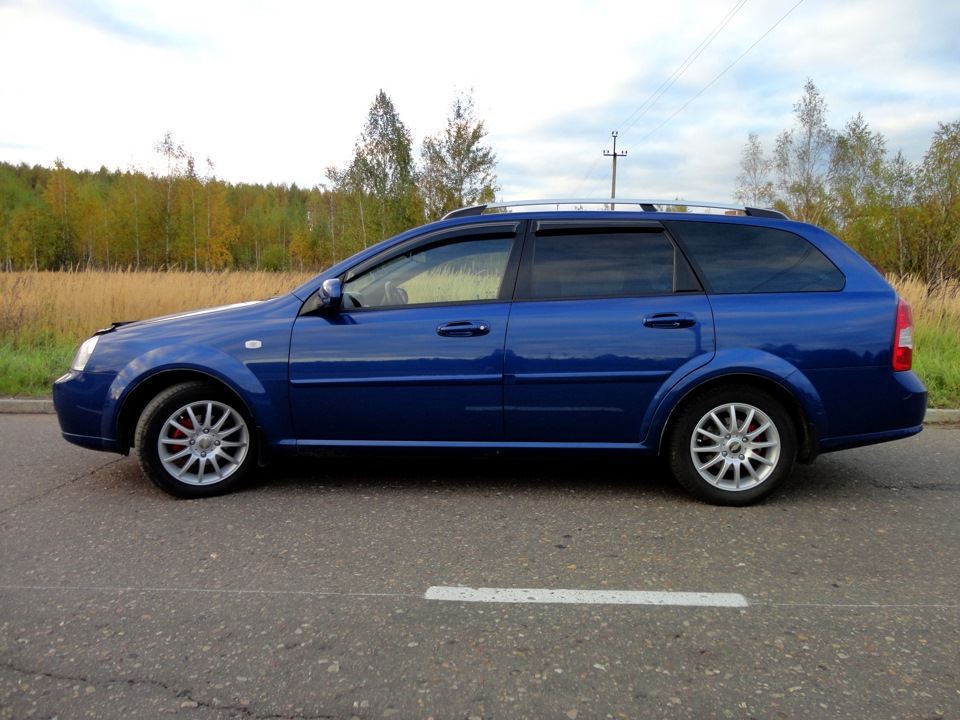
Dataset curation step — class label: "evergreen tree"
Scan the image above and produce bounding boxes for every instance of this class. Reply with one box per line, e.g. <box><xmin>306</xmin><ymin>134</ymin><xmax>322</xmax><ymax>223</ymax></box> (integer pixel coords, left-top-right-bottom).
<box><xmin>351</xmin><ymin>90</ymin><xmax>422</xmax><ymax>239</ymax></box>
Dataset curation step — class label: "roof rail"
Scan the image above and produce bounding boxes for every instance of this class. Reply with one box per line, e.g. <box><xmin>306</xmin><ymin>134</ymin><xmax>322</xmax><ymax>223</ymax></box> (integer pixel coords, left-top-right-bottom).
<box><xmin>442</xmin><ymin>199</ymin><xmax>789</xmax><ymax>221</ymax></box>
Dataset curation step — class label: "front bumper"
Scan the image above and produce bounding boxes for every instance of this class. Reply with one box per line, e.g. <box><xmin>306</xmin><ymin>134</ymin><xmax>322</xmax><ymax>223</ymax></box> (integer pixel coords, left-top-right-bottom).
<box><xmin>52</xmin><ymin>370</ymin><xmax>119</xmax><ymax>453</ymax></box>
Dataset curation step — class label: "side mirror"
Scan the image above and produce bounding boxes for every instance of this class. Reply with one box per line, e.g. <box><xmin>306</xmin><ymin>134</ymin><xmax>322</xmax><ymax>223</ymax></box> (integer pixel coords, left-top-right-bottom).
<box><xmin>318</xmin><ymin>278</ymin><xmax>342</xmax><ymax>311</ymax></box>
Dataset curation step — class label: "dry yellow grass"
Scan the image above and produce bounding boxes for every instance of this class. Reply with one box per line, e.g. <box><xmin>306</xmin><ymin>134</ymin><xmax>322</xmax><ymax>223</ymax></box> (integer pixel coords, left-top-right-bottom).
<box><xmin>1</xmin><ymin>270</ymin><xmax>957</xmax><ymax>405</ymax></box>
<box><xmin>3</xmin><ymin>270</ymin><xmax>957</xmax><ymax>345</ymax></box>
<box><xmin>890</xmin><ymin>275</ymin><xmax>960</xmax><ymax>327</ymax></box>
<box><xmin>0</xmin><ymin>270</ymin><xmax>314</xmax><ymax>346</ymax></box>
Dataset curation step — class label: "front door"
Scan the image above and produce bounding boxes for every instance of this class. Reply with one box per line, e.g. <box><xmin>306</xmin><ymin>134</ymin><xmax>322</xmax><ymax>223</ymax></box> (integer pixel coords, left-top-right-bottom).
<box><xmin>289</xmin><ymin>224</ymin><xmax>519</xmax><ymax>445</ymax></box>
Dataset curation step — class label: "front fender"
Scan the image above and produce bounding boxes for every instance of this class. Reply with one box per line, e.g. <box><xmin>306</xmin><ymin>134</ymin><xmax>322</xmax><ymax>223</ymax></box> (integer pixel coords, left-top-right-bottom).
<box><xmin>642</xmin><ymin>349</ymin><xmax>828</xmax><ymax>452</ymax></box>
<box><xmin>103</xmin><ymin>345</ymin><xmax>289</xmax><ymax>446</ymax></box>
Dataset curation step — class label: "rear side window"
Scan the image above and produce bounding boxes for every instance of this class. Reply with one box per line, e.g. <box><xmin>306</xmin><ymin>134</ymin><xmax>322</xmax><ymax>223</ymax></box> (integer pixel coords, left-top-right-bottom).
<box><xmin>524</xmin><ymin>225</ymin><xmax>700</xmax><ymax>299</ymax></box>
<box><xmin>666</xmin><ymin>221</ymin><xmax>845</xmax><ymax>293</ymax></box>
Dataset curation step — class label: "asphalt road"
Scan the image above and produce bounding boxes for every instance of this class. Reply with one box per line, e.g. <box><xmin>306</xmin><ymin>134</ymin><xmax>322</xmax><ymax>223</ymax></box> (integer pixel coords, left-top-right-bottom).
<box><xmin>1</xmin><ymin>415</ymin><xmax>958</xmax><ymax>720</ymax></box>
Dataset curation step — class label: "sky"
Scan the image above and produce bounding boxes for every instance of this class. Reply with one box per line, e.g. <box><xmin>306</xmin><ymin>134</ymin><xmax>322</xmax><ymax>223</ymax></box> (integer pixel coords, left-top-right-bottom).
<box><xmin>2</xmin><ymin>0</ymin><xmax>959</xmax><ymax>205</ymax></box>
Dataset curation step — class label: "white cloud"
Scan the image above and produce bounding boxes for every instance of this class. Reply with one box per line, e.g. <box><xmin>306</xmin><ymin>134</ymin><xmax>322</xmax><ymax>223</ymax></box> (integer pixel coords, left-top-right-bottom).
<box><xmin>1</xmin><ymin>0</ymin><xmax>958</xmax><ymax>203</ymax></box>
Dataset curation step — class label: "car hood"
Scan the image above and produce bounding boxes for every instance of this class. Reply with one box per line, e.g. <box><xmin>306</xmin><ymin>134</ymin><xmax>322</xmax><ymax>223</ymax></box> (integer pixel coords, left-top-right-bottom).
<box><xmin>79</xmin><ymin>293</ymin><xmax>304</xmax><ymax>375</ymax></box>
<box><xmin>101</xmin><ymin>300</ymin><xmax>265</xmax><ymax>334</ymax></box>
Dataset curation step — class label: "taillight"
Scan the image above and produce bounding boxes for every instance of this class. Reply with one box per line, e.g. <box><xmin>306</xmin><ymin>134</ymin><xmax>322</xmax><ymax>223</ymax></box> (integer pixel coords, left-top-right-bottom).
<box><xmin>892</xmin><ymin>297</ymin><xmax>914</xmax><ymax>372</ymax></box>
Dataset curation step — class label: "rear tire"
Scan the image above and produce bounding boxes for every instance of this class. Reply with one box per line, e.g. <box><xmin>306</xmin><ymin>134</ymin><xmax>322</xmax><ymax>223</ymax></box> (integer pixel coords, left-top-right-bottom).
<box><xmin>668</xmin><ymin>386</ymin><xmax>796</xmax><ymax>506</ymax></box>
<box><xmin>135</xmin><ymin>382</ymin><xmax>255</xmax><ymax>499</ymax></box>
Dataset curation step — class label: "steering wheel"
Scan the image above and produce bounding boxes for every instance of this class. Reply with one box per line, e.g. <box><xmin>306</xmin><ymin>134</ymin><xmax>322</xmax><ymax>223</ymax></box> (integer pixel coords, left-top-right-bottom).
<box><xmin>383</xmin><ymin>281</ymin><xmax>408</xmax><ymax>305</ymax></box>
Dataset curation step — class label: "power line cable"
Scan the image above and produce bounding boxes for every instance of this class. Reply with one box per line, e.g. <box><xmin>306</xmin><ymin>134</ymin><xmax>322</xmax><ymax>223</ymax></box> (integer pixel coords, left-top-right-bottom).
<box><xmin>573</xmin><ymin>0</ymin><xmax>748</xmax><ymax>195</ymax></box>
<box><xmin>625</xmin><ymin>0</ymin><xmax>806</xmax><ymax>153</ymax></box>
<box><xmin>574</xmin><ymin>0</ymin><xmax>806</xmax><ymax>196</ymax></box>
<box><xmin>616</xmin><ymin>0</ymin><xmax>748</xmax><ymax>137</ymax></box>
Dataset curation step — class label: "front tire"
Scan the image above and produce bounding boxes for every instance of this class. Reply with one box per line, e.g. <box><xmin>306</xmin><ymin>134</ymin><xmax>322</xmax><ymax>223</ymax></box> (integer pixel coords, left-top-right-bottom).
<box><xmin>668</xmin><ymin>386</ymin><xmax>796</xmax><ymax>506</ymax></box>
<box><xmin>135</xmin><ymin>382</ymin><xmax>255</xmax><ymax>498</ymax></box>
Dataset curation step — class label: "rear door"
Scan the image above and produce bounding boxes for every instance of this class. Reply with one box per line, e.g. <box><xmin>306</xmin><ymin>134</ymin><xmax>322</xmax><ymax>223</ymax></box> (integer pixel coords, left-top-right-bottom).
<box><xmin>503</xmin><ymin>220</ymin><xmax>715</xmax><ymax>445</ymax></box>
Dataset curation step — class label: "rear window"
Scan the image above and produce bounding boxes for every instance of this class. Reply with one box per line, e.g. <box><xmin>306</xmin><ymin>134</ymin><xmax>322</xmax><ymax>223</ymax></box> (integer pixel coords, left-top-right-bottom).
<box><xmin>665</xmin><ymin>221</ymin><xmax>845</xmax><ymax>293</ymax></box>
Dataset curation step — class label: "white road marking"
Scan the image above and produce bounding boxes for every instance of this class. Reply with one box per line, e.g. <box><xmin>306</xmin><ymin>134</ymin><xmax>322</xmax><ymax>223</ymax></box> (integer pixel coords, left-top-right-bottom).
<box><xmin>425</xmin><ymin>586</ymin><xmax>749</xmax><ymax>607</ymax></box>
<box><xmin>2</xmin><ymin>585</ymin><xmax>956</xmax><ymax>609</ymax></box>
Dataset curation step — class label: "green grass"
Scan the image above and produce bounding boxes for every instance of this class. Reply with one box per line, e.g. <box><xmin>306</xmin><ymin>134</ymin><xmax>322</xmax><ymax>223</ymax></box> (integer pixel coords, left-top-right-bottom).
<box><xmin>0</xmin><ymin>341</ymin><xmax>76</xmax><ymax>397</ymax></box>
<box><xmin>914</xmin><ymin>325</ymin><xmax>960</xmax><ymax>409</ymax></box>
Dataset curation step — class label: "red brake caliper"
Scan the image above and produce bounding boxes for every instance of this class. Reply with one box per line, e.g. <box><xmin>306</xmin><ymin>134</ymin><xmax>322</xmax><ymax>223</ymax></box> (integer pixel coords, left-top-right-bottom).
<box><xmin>169</xmin><ymin>414</ymin><xmax>193</xmax><ymax>453</ymax></box>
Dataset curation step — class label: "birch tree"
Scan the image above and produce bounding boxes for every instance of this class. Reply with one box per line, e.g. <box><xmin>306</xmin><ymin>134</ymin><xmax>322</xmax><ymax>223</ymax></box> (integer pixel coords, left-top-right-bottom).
<box><xmin>774</xmin><ymin>79</ymin><xmax>835</xmax><ymax>225</ymax></box>
<box><xmin>421</xmin><ymin>91</ymin><xmax>499</xmax><ymax>220</ymax></box>
<box><xmin>733</xmin><ymin>132</ymin><xmax>775</xmax><ymax>207</ymax></box>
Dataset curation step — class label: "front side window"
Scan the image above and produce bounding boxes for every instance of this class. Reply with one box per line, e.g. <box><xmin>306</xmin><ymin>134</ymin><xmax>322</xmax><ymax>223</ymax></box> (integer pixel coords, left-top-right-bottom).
<box><xmin>665</xmin><ymin>220</ymin><xmax>845</xmax><ymax>293</ymax></box>
<box><xmin>342</xmin><ymin>234</ymin><xmax>514</xmax><ymax>309</ymax></box>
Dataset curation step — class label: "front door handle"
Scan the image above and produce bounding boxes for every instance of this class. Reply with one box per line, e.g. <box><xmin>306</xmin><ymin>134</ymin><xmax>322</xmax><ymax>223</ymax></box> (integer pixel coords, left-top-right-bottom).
<box><xmin>437</xmin><ymin>320</ymin><xmax>491</xmax><ymax>337</ymax></box>
<box><xmin>642</xmin><ymin>312</ymin><xmax>697</xmax><ymax>329</ymax></box>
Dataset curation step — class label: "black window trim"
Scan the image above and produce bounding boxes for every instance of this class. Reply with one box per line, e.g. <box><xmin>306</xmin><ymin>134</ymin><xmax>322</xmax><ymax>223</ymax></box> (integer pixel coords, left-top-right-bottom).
<box><xmin>532</xmin><ymin>219</ymin><xmax>666</xmax><ymax>235</ymax></box>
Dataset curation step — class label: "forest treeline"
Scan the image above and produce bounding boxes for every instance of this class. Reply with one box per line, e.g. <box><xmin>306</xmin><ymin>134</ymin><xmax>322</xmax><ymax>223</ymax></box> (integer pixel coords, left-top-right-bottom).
<box><xmin>734</xmin><ymin>80</ymin><xmax>959</xmax><ymax>284</ymax></box>
<box><xmin>2</xmin><ymin>82</ymin><xmax>958</xmax><ymax>282</ymax></box>
<box><xmin>0</xmin><ymin>90</ymin><xmax>498</xmax><ymax>274</ymax></box>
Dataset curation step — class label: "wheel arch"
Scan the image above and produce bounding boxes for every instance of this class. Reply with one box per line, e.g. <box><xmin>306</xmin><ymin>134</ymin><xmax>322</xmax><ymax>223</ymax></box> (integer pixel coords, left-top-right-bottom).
<box><xmin>115</xmin><ymin>371</ymin><xmax>242</xmax><ymax>452</ymax></box>
<box><xmin>107</xmin><ymin>348</ymin><xmax>283</xmax><ymax>464</ymax></box>
<box><xmin>656</xmin><ymin>371</ymin><xmax>821</xmax><ymax>464</ymax></box>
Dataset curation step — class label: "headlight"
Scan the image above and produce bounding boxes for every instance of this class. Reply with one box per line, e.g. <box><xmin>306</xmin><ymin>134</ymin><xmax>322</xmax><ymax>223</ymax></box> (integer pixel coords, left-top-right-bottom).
<box><xmin>71</xmin><ymin>336</ymin><xmax>100</xmax><ymax>372</ymax></box>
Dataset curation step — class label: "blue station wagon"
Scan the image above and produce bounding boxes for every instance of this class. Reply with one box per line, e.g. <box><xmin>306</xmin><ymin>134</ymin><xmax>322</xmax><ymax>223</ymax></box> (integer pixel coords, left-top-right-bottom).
<box><xmin>53</xmin><ymin>199</ymin><xmax>928</xmax><ymax>505</ymax></box>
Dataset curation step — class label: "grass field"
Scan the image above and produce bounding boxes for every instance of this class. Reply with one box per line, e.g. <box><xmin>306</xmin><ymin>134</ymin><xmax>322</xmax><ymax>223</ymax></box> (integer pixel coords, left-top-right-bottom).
<box><xmin>0</xmin><ymin>270</ymin><xmax>312</xmax><ymax>397</ymax></box>
<box><xmin>1</xmin><ymin>270</ymin><xmax>957</xmax><ymax>407</ymax></box>
<box><xmin>892</xmin><ymin>276</ymin><xmax>960</xmax><ymax>409</ymax></box>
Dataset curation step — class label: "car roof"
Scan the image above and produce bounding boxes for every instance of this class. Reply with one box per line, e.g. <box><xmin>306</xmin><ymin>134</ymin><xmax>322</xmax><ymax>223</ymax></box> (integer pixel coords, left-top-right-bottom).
<box><xmin>442</xmin><ymin>199</ymin><xmax>789</xmax><ymax>221</ymax></box>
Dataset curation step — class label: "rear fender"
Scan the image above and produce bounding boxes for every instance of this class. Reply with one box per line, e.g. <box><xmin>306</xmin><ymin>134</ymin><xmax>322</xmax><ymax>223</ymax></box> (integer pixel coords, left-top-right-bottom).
<box><xmin>643</xmin><ymin>349</ymin><xmax>828</xmax><ymax>453</ymax></box>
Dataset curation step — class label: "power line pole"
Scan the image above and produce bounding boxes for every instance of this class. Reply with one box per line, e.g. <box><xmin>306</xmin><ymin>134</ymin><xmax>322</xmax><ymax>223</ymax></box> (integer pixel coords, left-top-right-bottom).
<box><xmin>603</xmin><ymin>131</ymin><xmax>627</xmax><ymax>209</ymax></box>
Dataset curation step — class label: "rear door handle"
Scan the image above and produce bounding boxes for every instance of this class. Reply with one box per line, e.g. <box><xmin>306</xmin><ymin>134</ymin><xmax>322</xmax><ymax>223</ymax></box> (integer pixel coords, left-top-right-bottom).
<box><xmin>642</xmin><ymin>312</ymin><xmax>697</xmax><ymax>329</ymax></box>
<box><xmin>437</xmin><ymin>320</ymin><xmax>491</xmax><ymax>337</ymax></box>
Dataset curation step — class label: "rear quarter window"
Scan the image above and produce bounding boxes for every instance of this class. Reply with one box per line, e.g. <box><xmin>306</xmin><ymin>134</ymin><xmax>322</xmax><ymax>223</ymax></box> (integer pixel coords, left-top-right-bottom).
<box><xmin>665</xmin><ymin>221</ymin><xmax>845</xmax><ymax>293</ymax></box>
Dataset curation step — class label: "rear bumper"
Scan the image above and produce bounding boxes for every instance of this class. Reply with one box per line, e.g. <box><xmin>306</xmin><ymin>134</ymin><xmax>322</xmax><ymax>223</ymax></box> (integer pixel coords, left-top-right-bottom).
<box><xmin>818</xmin><ymin>423</ymin><xmax>924</xmax><ymax>455</ymax></box>
<box><xmin>816</xmin><ymin>370</ymin><xmax>927</xmax><ymax>454</ymax></box>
